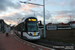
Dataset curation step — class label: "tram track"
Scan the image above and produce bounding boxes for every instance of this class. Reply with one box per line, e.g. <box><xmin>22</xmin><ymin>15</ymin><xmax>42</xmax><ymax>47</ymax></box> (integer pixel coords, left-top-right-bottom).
<box><xmin>15</xmin><ymin>33</ymin><xmax>75</xmax><ymax>50</ymax></box>
<box><xmin>33</xmin><ymin>39</ymin><xmax>75</xmax><ymax>50</ymax></box>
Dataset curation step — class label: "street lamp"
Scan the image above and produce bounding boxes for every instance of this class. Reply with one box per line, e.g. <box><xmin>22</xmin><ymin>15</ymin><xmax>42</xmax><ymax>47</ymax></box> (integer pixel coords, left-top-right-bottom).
<box><xmin>20</xmin><ymin>0</ymin><xmax>46</xmax><ymax>38</ymax></box>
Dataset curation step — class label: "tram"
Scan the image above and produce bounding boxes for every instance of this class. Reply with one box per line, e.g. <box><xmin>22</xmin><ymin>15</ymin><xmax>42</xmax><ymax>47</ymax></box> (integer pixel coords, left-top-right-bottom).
<box><xmin>15</xmin><ymin>16</ymin><xmax>40</xmax><ymax>40</ymax></box>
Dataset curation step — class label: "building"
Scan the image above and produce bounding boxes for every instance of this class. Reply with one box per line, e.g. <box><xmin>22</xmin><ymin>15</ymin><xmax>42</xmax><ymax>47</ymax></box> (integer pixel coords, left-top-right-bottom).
<box><xmin>69</xmin><ymin>21</ymin><xmax>75</xmax><ymax>28</ymax></box>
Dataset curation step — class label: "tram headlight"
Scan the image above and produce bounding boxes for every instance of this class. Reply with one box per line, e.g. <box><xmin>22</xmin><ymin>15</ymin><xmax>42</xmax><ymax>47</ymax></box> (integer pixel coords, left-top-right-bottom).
<box><xmin>28</xmin><ymin>32</ymin><xmax>32</xmax><ymax>36</ymax></box>
<box><xmin>28</xmin><ymin>32</ymin><xmax>30</xmax><ymax>34</ymax></box>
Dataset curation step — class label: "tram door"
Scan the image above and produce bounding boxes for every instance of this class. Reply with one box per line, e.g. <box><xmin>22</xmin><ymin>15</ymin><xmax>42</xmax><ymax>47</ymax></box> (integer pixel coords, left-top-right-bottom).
<box><xmin>0</xmin><ymin>24</ymin><xmax>1</xmax><ymax>31</ymax></box>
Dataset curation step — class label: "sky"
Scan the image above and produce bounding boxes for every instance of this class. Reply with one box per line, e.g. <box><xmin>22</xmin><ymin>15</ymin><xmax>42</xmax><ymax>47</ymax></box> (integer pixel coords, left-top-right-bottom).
<box><xmin>0</xmin><ymin>0</ymin><xmax>75</xmax><ymax>26</ymax></box>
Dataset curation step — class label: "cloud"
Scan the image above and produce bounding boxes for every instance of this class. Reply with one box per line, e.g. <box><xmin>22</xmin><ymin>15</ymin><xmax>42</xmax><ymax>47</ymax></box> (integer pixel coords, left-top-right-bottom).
<box><xmin>26</xmin><ymin>4</ymin><xmax>40</xmax><ymax>8</ymax></box>
<box><xmin>34</xmin><ymin>10</ymin><xmax>52</xmax><ymax>20</ymax></box>
<box><xmin>0</xmin><ymin>0</ymin><xmax>21</xmax><ymax>12</ymax></box>
<box><xmin>55</xmin><ymin>15</ymin><xmax>65</xmax><ymax>19</ymax></box>
<box><xmin>0</xmin><ymin>3</ymin><xmax>40</xmax><ymax>25</ymax></box>
<box><xmin>0</xmin><ymin>12</ymin><xmax>18</xmax><ymax>17</ymax></box>
<box><xmin>46</xmin><ymin>0</ymin><xmax>59</xmax><ymax>6</ymax></box>
<box><xmin>0</xmin><ymin>2</ymin><xmax>36</xmax><ymax>25</ymax></box>
<box><xmin>45</xmin><ymin>10</ymin><xmax>51</xmax><ymax>19</ymax></box>
<box><xmin>55</xmin><ymin>10</ymin><xmax>72</xmax><ymax>19</ymax></box>
<box><xmin>54</xmin><ymin>14</ymin><xmax>71</xmax><ymax>23</ymax></box>
<box><xmin>0</xmin><ymin>12</ymin><xmax>23</xmax><ymax>25</ymax></box>
<box><xmin>21</xmin><ymin>4</ymin><xmax>29</xmax><ymax>11</ymax></box>
<box><xmin>46</xmin><ymin>0</ymin><xmax>68</xmax><ymax>6</ymax></box>
<box><xmin>20</xmin><ymin>3</ymin><xmax>42</xmax><ymax>12</ymax></box>
<box><xmin>61</xmin><ymin>2</ymin><xmax>66</xmax><ymax>5</ymax></box>
<box><xmin>5</xmin><ymin>20</ymin><xmax>17</xmax><ymax>25</ymax></box>
<box><xmin>70</xmin><ymin>0</ymin><xmax>75</xmax><ymax>7</ymax></box>
<box><xmin>56</xmin><ymin>10</ymin><xmax>75</xmax><ymax>18</ymax></box>
<box><xmin>0</xmin><ymin>0</ymin><xmax>51</xmax><ymax>25</ymax></box>
<box><xmin>56</xmin><ymin>10</ymin><xmax>71</xmax><ymax>14</ymax></box>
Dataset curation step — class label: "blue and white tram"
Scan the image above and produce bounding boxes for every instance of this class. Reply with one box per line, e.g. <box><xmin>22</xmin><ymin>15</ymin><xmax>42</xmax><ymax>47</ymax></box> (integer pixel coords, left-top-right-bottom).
<box><xmin>15</xmin><ymin>16</ymin><xmax>40</xmax><ymax>40</ymax></box>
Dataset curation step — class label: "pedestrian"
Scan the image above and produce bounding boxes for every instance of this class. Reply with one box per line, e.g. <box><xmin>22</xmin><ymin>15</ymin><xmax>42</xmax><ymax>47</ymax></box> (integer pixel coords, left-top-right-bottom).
<box><xmin>5</xmin><ymin>25</ymin><xmax>9</xmax><ymax>36</ymax></box>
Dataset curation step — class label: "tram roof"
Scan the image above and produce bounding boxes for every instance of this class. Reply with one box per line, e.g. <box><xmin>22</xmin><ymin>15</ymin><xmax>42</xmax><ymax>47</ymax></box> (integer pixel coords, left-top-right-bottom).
<box><xmin>24</xmin><ymin>15</ymin><xmax>37</xmax><ymax>20</ymax></box>
<box><xmin>18</xmin><ymin>15</ymin><xmax>37</xmax><ymax>24</ymax></box>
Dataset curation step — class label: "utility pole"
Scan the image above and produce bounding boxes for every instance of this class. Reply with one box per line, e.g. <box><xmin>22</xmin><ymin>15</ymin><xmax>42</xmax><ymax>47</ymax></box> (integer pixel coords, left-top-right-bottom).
<box><xmin>43</xmin><ymin>0</ymin><xmax>46</xmax><ymax>38</ymax></box>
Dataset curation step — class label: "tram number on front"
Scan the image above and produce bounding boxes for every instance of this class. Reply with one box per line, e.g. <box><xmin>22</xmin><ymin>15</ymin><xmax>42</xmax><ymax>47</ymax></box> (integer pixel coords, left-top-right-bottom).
<box><xmin>34</xmin><ymin>32</ymin><xmax>36</xmax><ymax>36</ymax></box>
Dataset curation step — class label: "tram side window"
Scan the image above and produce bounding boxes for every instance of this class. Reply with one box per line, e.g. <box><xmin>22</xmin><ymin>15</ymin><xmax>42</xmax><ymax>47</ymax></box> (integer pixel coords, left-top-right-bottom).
<box><xmin>24</xmin><ymin>26</ymin><xmax>25</xmax><ymax>31</ymax></box>
<box><xmin>18</xmin><ymin>25</ymin><xmax>21</xmax><ymax>31</ymax></box>
<box><xmin>24</xmin><ymin>24</ymin><xmax>26</xmax><ymax>31</ymax></box>
<box><xmin>21</xmin><ymin>23</ymin><xmax>26</xmax><ymax>32</ymax></box>
<box><xmin>22</xmin><ymin>25</ymin><xmax>26</xmax><ymax>31</ymax></box>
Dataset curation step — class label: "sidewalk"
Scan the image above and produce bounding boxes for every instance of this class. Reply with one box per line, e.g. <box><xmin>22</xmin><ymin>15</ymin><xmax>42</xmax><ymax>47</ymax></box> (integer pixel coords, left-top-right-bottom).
<box><xmin>0</xmin><ymin>31</ymin><xmax>33</xmax><ymax>50</ymax></box>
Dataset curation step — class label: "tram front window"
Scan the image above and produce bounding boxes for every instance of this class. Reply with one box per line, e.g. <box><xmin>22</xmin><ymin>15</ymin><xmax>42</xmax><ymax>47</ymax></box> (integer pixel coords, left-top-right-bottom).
<box><xmin>28</xmin><ymin>22</ymin><xmax>38</xmax><ymax>32</ymax></box>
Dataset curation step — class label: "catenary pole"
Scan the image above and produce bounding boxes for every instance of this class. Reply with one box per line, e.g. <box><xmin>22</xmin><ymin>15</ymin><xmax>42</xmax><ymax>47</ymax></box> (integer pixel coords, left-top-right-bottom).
<box><xmin>43</xmin><ymin>0</ymin><xmax>46</xmax><ymax>38</ymax></box>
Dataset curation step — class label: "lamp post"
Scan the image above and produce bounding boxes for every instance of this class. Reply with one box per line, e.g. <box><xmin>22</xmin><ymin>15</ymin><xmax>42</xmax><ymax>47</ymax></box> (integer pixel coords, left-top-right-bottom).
<box><xmin>20</xmin><ymin>0</ymin><xmax>46</xmax><ymax>38</ymax></box>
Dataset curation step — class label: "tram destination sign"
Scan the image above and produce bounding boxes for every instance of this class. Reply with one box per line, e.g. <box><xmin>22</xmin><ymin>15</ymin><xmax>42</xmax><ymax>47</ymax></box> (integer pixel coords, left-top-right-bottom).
<box><xmin>28</xmin><ymin>19</ymin><xmax>36</xmax><ymax>21</ymax></box>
